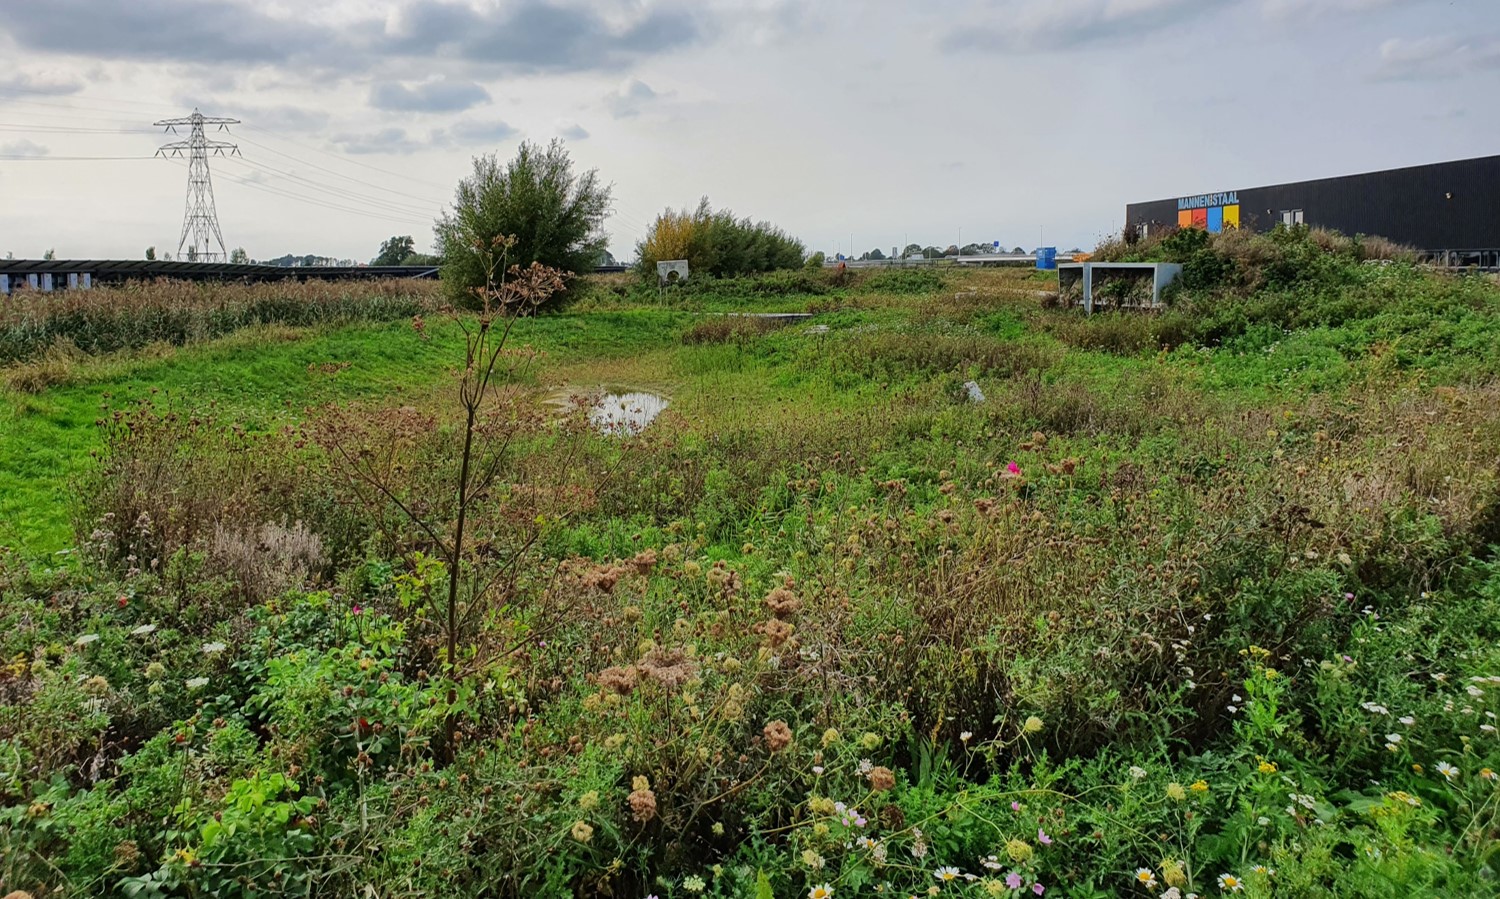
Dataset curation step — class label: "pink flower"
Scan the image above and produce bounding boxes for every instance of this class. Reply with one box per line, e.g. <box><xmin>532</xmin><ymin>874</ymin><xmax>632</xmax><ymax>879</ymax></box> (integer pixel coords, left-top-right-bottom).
<box><xmin>1037</xmin><ymin>828</ymin><xmax>1052</xmax><ymax>845</ymax></box>
<box><xmin>1004</xmin><ymin>461</ymin><xmax>1022</xmax><ymax>477</ymax></box>
<box><xmin>1005</xmin><ymin>873</ymin><xmax>1023</xmax><ymax>890</ymax></box>
<box><xmin>351</xmin><ymin>604</ymin><xmax>363</xmax><ymax>615</ymax></box>
<box><xmin>1032</xmin><ymin>884</ymin><xmax>1044</xmax><ymax>896</ymax></box>
<box><xmin>1011</xmin><ymin>801</ymin><xmax>1022</xmax><ymax>811</ymax></box>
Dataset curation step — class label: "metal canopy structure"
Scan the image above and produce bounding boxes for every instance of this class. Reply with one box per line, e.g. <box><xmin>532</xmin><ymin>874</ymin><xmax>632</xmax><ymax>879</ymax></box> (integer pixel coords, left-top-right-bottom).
<box><xmin>0</xmin><ymin>259</ymin><xmax>440</xmax><ymax>291</ymax></box>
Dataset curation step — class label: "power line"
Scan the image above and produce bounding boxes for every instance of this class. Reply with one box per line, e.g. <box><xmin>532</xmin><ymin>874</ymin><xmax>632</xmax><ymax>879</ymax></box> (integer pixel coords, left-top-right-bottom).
<box><xmin>0</xmin><ymin>154</ymin><xmax>156</xmax><ymax>160</ymax></box>
<box><xmin>223</xmin><ymin>156</ymin><xmax>439</xmax><ymax>219</ymax></box>
<box><xmin>162</xmin><ymin>156</ymin><xmax>433</xmax><ymax>228</ymax></box>
<box><xmin>243</xmin><ymin>123</ymin><xmax>454</xmax><ymax>191</ymax></box>
<box><xmin>0</xmin><ymin>122</ymin><xmax>155</xmax><ymax>134</ymax></box>
<box><xmin>231</xmin><ymin>133</ymin><xmax>448</xmax><ymax>206</ymax></box>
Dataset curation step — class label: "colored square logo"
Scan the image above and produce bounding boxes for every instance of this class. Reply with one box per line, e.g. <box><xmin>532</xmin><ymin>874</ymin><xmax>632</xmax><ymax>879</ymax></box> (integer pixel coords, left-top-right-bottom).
<box><xmin>1191</xmin><ymin>208</ymin><xmax>1208</xmax><ymax>230</ymax></box>
<box><xmin>1178</xmin><ymin>209</ymin><xmax>1194</xmax><ymax>229</ymax></box>
<box><xmin>1207</xmin><ymin>207</ymin><xmax>1224</xmax><ymax>233</ymax></box>
<box><xmin>1223</xmin><ymin>205</ymin><xmax>1240</xmax><ymax>229</ymax></box>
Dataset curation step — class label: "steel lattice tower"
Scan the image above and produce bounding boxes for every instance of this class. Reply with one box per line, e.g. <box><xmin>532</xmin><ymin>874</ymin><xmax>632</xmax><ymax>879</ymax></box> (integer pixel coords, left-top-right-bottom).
<box><xmin>154</xmin><ymin>109</ymin><xmax>240</xmax><ymax>262</ymax></box>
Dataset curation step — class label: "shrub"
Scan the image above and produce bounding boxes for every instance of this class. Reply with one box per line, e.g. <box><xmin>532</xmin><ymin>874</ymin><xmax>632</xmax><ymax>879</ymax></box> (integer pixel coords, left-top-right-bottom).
<box><xmin>634</xmin><ymin>197</ymin><xmax>805</xmax><ymax>281</ymax></box>
<box><xmin>435</xmin><ymin>139</ymin><xmax>611</xmax><ymax>306</ymax></box>
<box><xmin>681</xmin><ymin>316</ymin><xmax>788</xmax><ymax>345</ymax></box>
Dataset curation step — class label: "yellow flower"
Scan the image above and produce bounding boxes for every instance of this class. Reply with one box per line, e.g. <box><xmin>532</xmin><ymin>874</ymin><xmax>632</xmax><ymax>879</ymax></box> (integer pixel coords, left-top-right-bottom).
<box><xmin>861</xmin><ymin>732</ymin><xmax>882</xmax><ymax>750</ymax></box>
<box><xmin>1257</xmin><ymin>761</ymin><xmax>1277</xmax><ymax>775</ymax></box>
<box><xmin>578</xmin><ymin>791</ymin><xmax>600</xmax><ymax>812</ymax></box>
<box><xmin>632</xmin><ymin>775</ymin><xmax>651</xmax><ymax>792</ymax></box>
<box><xmin>1005</xmin><ymin>838</ymin><xmax>1033</xmax><ymax>862</ymax></box>
<box><xmin>809</xmin><ymin>796</ymin><xmax>836</xmax><ymax>816</ymax></box>
<box><xmin>1023</xmin><ymin>716</ymin><xmax>1044</xmax><ymax>734</ymax></box>
<box><xmin>1189</xmin><ymin>780</ymin><xmax>1209</xmax><ymax>793</ymax></box>
<box><xmin>802</xmin><ymin>849</ymin><xmax>825</xmax><ymax>870</ymax></box>
<box><xmin>570</xmin><ymin>821</ymin><xmax>594</xmax><ymax>843</ymax></box>
<box><xmin>1161</xmin><ymin>859</ymin><xmax>1186</xmax><ymax>888</ymax></box>
<box><xmin>822</xmin><ymin>728</ymin><xmax>841</xmax><ymax>746</ymax></box>
<box><xmin>1166</xmin><ymin>782</ymin><xmax>1187</xmax><ymax>801</ymax></box>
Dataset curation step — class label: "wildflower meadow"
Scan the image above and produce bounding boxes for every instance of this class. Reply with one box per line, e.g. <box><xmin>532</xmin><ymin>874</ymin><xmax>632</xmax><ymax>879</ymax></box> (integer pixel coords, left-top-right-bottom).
<box><xmin>3</xmin><ymin>227</ymin><xmax>1500</xmax><ymax>897</ymax></box>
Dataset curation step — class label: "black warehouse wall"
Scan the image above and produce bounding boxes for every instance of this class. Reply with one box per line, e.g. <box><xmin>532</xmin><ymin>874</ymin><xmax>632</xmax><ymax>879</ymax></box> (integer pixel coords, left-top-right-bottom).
<box><xmin>1126</xmin><ymin>154</ymin><xmax>1500</xmax><ymax>252</ymax></box>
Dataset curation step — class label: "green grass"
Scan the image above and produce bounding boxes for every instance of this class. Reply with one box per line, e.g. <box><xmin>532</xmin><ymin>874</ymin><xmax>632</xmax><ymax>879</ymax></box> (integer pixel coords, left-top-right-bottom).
<box><xmin>5</xmin><ymin>253</ymin><xmax>1500</xmax><ymax>897</ymax></box>
<box><xmin>0</xmin><ymin>312</ymin><xmax>686</xmax><ymax>553</ymax></box>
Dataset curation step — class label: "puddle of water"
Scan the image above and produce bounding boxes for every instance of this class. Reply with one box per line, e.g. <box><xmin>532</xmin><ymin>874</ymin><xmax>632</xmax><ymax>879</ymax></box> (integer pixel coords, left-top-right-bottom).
<box><xmin>588</xmin><ymin>391</ymin><xmax>670</xmax><ymax>435</ymax></box>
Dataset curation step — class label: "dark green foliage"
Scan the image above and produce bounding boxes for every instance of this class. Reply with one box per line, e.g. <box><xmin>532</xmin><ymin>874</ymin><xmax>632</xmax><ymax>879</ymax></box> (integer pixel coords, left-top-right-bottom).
<box><xmin>436</xmin><ymin>139</ymin><xmax>611</xmax><ymax>306</ymax></box>
<box><xmin>372</xmin><ymin>235</ymin><xmax>416</xmax><ymax>267</ymax></box>
<box><xmin>634</xmin><ymin>197</ymin><xmax>806</xmax><ymax>282</ymax></box>
<box><xmin>860</xmin><ymin>268</ymin><xmax>945</xmax><ymax>295</ymax></box>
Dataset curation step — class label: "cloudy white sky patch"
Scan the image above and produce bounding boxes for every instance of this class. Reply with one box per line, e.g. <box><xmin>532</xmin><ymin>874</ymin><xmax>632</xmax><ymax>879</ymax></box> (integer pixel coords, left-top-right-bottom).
<box><xmin>0</xmin><ymin>0</ymin><xmax>1494</xmax><ymax>261</ymax></box>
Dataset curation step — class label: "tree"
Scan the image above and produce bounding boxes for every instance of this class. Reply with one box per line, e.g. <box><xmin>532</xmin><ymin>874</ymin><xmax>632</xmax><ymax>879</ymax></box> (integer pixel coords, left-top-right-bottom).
<box><xmin>435</xmin><ymin>139</ymin><xmax>611</xmax><ymax>306</ymax></box>
<box><xmin>921</xmin><ymin>246</ymin><xmax>943</xmax><ymax>259</ymax></box>
<box><xmin>804</xmin><ymin>251</ymin><xmax>826</xmax><ymax>270</ymax></box>
<box><xmin>145</xmin><ymin>246</ymin><xmax>156</xmax><ymax>261</ymax></box>
<box><xmin>42</xmin><ymin>248</ymin><xmax>55</xmax><ymax>260</ymax></box>
<box><xmin>229</xmin><ymin>247</ymin><xmax>249</xmax><ymax>264</ymax></box>
<box><xmin>867</xmin><ymin>248</ymin><xmax>886</xmax><ymax>260</ymax></box>
<box><xmin>902</xmin><ymin>243</ymin><xmax>922</xmax><ymax>259</ymax></box>
<box><xmin>1012</xmin><ymin>246</ymin><xmax>1025</xmax><ymax>254</ymax></box>
<box><xmin>374</xmin><ymin>235</ymin><xmax>416</xmax><ymax>267</ymax></box>
<box><xmin>635</xmin><ymin>197</ymin><xmax>805</xmax><ymax>280</ymax></box>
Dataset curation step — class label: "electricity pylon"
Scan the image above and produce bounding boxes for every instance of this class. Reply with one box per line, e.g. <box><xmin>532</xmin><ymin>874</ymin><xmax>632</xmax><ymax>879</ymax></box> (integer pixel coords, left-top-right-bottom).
<box><xmin>155</xmin><ymin>109</ymin><xmax>240</xmax><ymax>262</ymax></box>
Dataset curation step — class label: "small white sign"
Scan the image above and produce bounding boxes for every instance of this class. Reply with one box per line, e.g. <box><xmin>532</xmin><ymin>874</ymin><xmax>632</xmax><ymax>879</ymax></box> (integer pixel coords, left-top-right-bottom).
<box><xmin>656</xmin><ymin>259</ymin><xmax>689</xmax><ymax>286</ymax></box>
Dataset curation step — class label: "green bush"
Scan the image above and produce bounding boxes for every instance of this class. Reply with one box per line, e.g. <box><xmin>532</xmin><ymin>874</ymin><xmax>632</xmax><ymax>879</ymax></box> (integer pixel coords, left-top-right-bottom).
<box><xmin>435</xmin><ymin>139</ymin><xmax>611</xmax><ymax>306</ymax></box>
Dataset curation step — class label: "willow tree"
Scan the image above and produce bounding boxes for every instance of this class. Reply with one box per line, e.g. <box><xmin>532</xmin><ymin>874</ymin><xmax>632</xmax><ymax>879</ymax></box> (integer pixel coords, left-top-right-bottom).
<box><xmin>435</xmin><ymin>139</ymin><xmax>611</xmax><ymax>307</ymax></box>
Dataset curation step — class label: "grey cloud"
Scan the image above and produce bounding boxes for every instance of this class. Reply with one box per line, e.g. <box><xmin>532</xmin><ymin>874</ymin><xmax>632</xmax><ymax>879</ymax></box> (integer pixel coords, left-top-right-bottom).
<box><xmin>0</xmin><ymin>0</ymin><xmax>704</xmax><ymax>76</ymax></box>
<box><xmin>604</xmin><ymin>78</ymin><xmax>658</xmax><ymax>118</ymax></box>
<box><xmin>0</xmin><ymin>139</ymin><xmax>49</xmax><ymax>157</ymax></box>
<box><xmin>331</xmin><ymin>127</ymin><xmax>426</xmax><ymax>155</ymax></box>
<box><xmin>0</xmin><ymin>72</ymin><xmax>82</xmax><ymax>95</ymax></box>
<box><xmin>1261</xmin><ymin>0</ymin><xmax>1411</xmax><ymax>18</ymax></box>
<box><xmin>941</xmin><ymin>0</ymin><xmax>1230</xmax><ymax>53</ymax></box>
<box><xmin>0</xmin><ymin>0</ymin><xmax>324</xmax><ymax>65</ymax></box>
<box><xmin>557</xmin><ymin>121</ymin><xmax>591</xmax><ymax>140</ymax></box>
<box><xmin>435</xmin><ymin>119</ymin><xmax>520</xmax><ymax>147</ymax></box>
<box><xmin>386</xmin><ymin>2</ymin><xmax>701</xmax><ymax>72</ymax></box>
<box><xmin>1374</xmin><ymin>34</ymin><xmax>1500</xmax><ymax>80</ymax></box>
<box><xmin>371</xmin><ymin>78</ymin><xmax>491</xmax><ymax>113</ymax></box>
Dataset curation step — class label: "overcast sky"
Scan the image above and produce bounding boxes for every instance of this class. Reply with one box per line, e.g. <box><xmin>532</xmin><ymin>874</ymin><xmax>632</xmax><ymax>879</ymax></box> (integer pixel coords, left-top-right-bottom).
<box><xmin>0</xmin><ymin>0</ymin><xmax>1494</xmax><ymax>262</ymax></box>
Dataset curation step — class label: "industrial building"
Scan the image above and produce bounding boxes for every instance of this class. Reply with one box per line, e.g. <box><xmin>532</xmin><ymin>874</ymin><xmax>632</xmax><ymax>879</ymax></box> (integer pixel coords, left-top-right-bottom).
<box><xmin>1125</xmin><ymin>154</ymin><xmax>1500</xmax><ymax>269</ymax></box>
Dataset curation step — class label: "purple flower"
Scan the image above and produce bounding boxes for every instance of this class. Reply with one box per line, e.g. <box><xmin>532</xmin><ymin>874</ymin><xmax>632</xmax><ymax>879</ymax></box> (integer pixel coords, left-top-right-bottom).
<box><xmin>1032</xmin><ymin>884</ymin><xmax>1045</xmax><ymax>896</ymax></box>
<box><xmin>1037</xmin><ymin>828</ymin><xmax>1052</xmax><ymax>845</ymax></box>
<box><xmin>1005</xmin><ymin>873</ymin><xmax>1023</xmax><ymax>890</ymax></box>
<box><xmin>1011</xmin><ymin>801</ymin><xmax>1021</xmax><ymax>812</ymax></box>
<box><xmin>351</xmin><ymin>604</ymin><xmax>363</xmax><ymax>615</ymax></box>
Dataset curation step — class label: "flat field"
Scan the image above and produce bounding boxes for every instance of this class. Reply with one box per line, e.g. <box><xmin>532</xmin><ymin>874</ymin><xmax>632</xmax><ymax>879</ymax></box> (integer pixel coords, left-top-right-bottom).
<box><xmin>4</xmin><ymin>244</ymin><xmax>1500</xmax><ymax>897</ymax></box>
